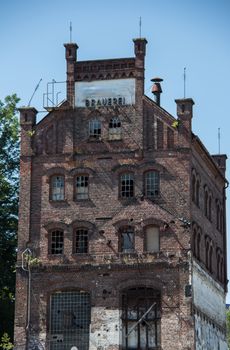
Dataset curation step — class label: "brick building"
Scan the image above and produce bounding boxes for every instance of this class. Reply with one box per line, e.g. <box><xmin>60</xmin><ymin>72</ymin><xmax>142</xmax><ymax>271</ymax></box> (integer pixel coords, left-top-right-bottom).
<box><xmin>14</xmin><ymin>38</ymin><xmax>228</xmax><ymax>350</ymax></box>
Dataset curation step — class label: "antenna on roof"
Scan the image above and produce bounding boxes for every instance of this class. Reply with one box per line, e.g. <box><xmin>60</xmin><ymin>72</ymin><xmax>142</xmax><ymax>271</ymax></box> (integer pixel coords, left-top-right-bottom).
<box><xmin>70</xmin><ymin>21</ymin><xmax>72</xmax><ymax>43</ymax></box>
<box><xmin>28</xmin><ymin>78</ymin><xmax>42</xmax><ymax>106</ymax></box>
<box><xmin>139</xmin><ymin>16</ymin><xmax>142</xmax><ymax>38</ymax></box>
<box><xmin>218</xmin><ymin>127</ymin><xmax>221</xmax><ymax>154</ymax></box>
<box><xmin>183</xmin><ymin>67</ymin><xmax>186</xmax><ymax>98</ymax></box>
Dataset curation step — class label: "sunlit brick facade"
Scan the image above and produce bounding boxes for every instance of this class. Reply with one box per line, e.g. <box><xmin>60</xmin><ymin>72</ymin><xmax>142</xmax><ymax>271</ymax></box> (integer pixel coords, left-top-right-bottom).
<box><xmin>14</xmin><ymin>38</ymin><xmax>228</xmax><ymax>350</ymax></box>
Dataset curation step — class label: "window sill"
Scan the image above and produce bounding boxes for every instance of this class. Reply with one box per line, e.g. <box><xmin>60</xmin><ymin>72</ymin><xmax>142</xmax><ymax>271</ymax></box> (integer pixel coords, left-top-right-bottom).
<box><xmin>88</xmin><ymin>137</ymin><xmax>102</xmax><ymax>142</ymax></box>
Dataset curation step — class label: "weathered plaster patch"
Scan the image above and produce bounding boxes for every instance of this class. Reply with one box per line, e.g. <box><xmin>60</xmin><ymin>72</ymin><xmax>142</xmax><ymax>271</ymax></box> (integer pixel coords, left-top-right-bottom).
<box><xmin>89</xmin><ymin>307</ymin><xmax>121</xmax><ymax>350</ymax></box>
<box><xmin>193</xmin><ymin>261</ymin><xmax>226</xmax><ymax>326</ymax></box>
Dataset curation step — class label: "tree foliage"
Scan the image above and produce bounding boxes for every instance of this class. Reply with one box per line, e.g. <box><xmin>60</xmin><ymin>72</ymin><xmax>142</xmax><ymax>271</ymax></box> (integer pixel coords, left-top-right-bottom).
<box><xmin>0</xmin><ymin>94</ymin><xmax>20</xmax><ymax>343</ymax></box>
<box><xmin>227</xmin><ymin>308</ymin><xmax>230</xmax><ymax>349</ymax></box>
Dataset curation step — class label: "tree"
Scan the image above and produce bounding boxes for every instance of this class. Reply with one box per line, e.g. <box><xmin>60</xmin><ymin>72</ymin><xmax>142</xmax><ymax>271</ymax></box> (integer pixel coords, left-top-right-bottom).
<box><xmin>227</xmin><ymin>308</ymin><xmax>230</xmax><ymax>349</ymax></box>
<box><xmin>0</xmin><ymin>95</ymin><xmax>20</xmax><ymax>344</ymax></box>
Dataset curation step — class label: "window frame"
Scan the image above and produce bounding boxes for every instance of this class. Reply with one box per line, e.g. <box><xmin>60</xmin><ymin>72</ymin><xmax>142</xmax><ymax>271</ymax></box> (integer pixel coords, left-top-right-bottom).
<box><xmin>75</xmin><ymin>174</ymin><xmax>89</xmax><ymax>201</ymax></box>
<box><xmin>50</xmin><ymin>174</ymin><xmax>65</xmax><ymax>201</ymax></box>
<box><xmin>89</xmin><ymin>118</ymin><xmax>101</xmax><ymax>140</ymax></box>
<box><xmin>74</xmin><ymin>228</ymin><xmax>89</xmax><ymax>254</ymax></box>
<box><xmin>119</xmin><ymin>172</ymin><xmax>134</xmax><ymax>199</ymax></box>
<box><xmin>144</xmin><ymin>225</ymin><xmax>160</xmax><ymax>253</ymax></box>
<box><xmin>121</xmin><ymin>287</ymin><xmax>161</xmax><ymax>350</ymax></box>
<box><xmin>120</xmin><ymin>226</ymin><xmax>135</xmax><ymax>253</ymax></box>
<box><xmin>109</xmin><ymin>116</ymin><xmax>121</xmax><ymax>140</ymax></box>
<box><xmin>144</xmin><ymin>170</ymin><xmax>160</xmax><ymax>199</ymax></box>
<box><xmin>49</xmin><ymin>229</ymin><xmax>64</xmax><ymax>255</ymax></box>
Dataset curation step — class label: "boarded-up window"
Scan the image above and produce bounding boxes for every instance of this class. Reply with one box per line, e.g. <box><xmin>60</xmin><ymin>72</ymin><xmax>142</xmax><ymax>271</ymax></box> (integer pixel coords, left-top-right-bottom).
<box><xmin>145</xmin><ymin>226</ymin><xmax>159</xmax><ymax>252</ymax></box>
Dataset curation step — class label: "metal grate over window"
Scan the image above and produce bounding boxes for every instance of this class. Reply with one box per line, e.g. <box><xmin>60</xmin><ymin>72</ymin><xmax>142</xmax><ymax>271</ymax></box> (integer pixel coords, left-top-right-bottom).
<box><xmin>122</xmin><ymin>287</ymin><xmax>161</xmax><ymax>350</ymax></box>
<box><xmin>50</xmin><ymin>230</ymin><xmax>64</xmax><ymax>255</ymax></box>
<box><xmin>75</xmin><ymin>229</ymin><xmax>88</xmax><ymax>253</ymax></box>
<box><xmin>49</xmin><ymin>291</ymin><xmax>91</xmax><ymax>350</ymax></box>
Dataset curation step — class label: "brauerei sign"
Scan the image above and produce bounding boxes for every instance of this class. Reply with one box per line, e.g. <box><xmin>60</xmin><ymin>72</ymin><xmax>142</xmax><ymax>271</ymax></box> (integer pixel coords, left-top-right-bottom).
<box><xmin>75</xmin><ymin>79</ymin><xmax>135</xmax><ymax>107</ymax></box>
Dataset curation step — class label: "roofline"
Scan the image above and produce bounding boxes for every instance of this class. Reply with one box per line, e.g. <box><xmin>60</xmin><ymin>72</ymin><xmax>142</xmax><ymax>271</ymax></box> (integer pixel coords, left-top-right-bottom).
<box><xmin>143</xmin><ymin>95</ymin><xmax>176</xmax><ymax>122</ymax></box>
<box><xmin>192</xmin><ymin>133</ymin><xmax>227</xmax><ymax>183</ymax></box>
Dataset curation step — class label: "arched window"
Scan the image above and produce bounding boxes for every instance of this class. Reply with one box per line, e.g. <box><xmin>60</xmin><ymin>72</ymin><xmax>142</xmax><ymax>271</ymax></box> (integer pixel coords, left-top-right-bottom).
<box><xmin>209</xmin><ymin>245</ymin><xmax>213</xmax><ymax>273</ymax></box>
<box><xmin>75</xmin><ymin>175</ymin><xmax>89</xmax><ymax>200</ymax></box>
<box><xmin>216</xmin><ymin>202</ymin><xmax>220</xmax><ymax>230</ymax></box>
<box><xmin>193</xmin><ymin>228</ymin><xmax>197</xmax><ymax>257</ymax></box>
<box><xmin>208</xmin><ymin>195</ymin><xmax>212</xmax><ymax>221</ymax></box>
<box><xmin>196</xmin><ymin>178</ymin><xmax>200</xmax><ymax>207</ymax></box>
<box><xmin>196</xmin><ymin>231</ymin><xmax>201</xmax><ymax>261</ymax></box>
<box><xmin>75</xmin><ymin>228</ymin><xmax>88</xmax><ymax>254</ymax></box>
<box><xmin>217</xmin><ymin>251</ymin><xmax>221</xmax><ymax>280</ymax></box>
<box><xmin>192</xmin><ymin>173</ymin><xmax>196</xmax><ymax>202</ymax></box>
<box><xmin>205</xmin><ymin>238</ymin><xmax>209</xmax><ymax>269</ymax></box>
<box><xmin>121</xmin><ymin>287</ymin><xmax>161</xmax><ymax>349</ymax></box>
<box><xmin>89</xmin><ymin>119</ymin><xmax>101</xmax><ymax>139</ymax></box>
<box><xmin>50</xmin><ymin>175</ymin><xmax>64</xmax><ymax>201</ymax></box>
<box><xmin>49</xmin><ymin>230</ymin><xmax>64</xmax><ymax>255</ymax></box>
<box><xmin>145</xmin><ymin>226</ymin><xmax>160</xmax><ymax>252</ymax></box>
<box><xmin>204</xmin><ymin>188</ymin><xmax>208</xmax><ymax>217</ymax></box>
<box><xmin>109</xmin><ymin>116</ymin><xmax>121</xmax><ymax>140</ymax></box>
<box><xmin>120</xmin><ymin>227</ymin><xmax>135</xmax><ymax>252</ymax></box>
<box><xmin>144</xmin><ymin>171</ymin><xmax>160</xmax><ymax>199</ymax></box>
<box><xmin>120</xmin><ymin>173</ymin><xmax>134</xmax><ymax>198</ymax></box>
<box><xmin>49</xmin><ymin>291</ymin><xmax>90</xmax><ymax>349</ymax></box>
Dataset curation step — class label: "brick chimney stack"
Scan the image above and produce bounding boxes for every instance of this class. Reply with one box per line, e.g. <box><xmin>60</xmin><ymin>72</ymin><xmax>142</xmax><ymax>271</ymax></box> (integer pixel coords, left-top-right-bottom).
<box><xmin>133</xmin><ymin>38</ymin><xmax>147</xmax><ymax>99</ymax></box>
<box><xmin>175</xmin><ymin>98</ymin><xmax>194</xmax><ymax>146</ymax></box>
<box><xmin>64</xmin><ymin>43</ymin><xmax>78</xmax><ymax>108</ymax></box>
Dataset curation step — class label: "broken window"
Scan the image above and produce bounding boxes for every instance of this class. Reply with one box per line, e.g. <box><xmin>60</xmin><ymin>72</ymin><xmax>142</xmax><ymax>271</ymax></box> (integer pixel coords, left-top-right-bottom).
<box><xmin>120</xmin><ymin>173</ymin><xmax>134</xmax><ymax>198</ymax></box>
<box><xmin>122</xmin><ymin>287</ymin><xmax>161</xmax><ymax>350</ymax></box>
<box><xmin>75</xmin><ymin>229</ymin><xmax>88</xmax><ymax>254</ymax></box>
<box><xmin>49</xmin><ymin>291</ymin><xmax>91</xmax><ymax>350</ymax></box>
<box><xmin>51</xmin><ymin>175</ymin><xmax>64</xmax><ymax>201</ymax></box>
<box><xmin>145</xmin><ymin>226</ymin><xmax>159</xmax><ymax>252</ymax></box>
<box><xmin>109</xmin><ymin>116</ymin><xmax>121</xmax><ymax>140</ymax></box>
<box><xmin>49</xmin><ymin>230</ymin><xmax>64</xmax><ymax>255</ymax></box>
<box><xmin>75</xmin><ymin>175</ymin><xmax>89</xmax><ymax>200</ymax></box>
<box><xmin>120</xmin><ymin>227</ymin><xmax>135</xmax><ymax>253</ymax></box>
<box><xmin>144</xmin><ymin>171</ymin><xmax>159</xmax><ymax>199</ymax></box>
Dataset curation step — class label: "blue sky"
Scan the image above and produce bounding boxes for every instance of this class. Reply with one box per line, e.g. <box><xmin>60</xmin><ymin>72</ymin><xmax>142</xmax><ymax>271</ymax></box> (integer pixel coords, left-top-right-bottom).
<box><xmin>0</xmin><ymin>0</ymin><xmax>230</xmax><ymax>301</ymax></box>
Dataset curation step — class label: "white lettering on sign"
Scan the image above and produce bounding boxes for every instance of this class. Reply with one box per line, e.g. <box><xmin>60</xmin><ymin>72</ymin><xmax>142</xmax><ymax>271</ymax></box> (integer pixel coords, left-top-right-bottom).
<box><xmin>75</xmin><ymin>79</ymin><xmax>135</xmax><ymax>107</ymax></box>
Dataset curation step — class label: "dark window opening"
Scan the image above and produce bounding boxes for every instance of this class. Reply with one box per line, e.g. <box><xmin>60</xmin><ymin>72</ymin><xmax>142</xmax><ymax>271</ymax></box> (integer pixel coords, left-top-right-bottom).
<box><xmin>121</xmin><ymin>227</ymin><xmax>135</xmax><ymax>253</ymax></box>
<box><xmin>50</xmin><ymin>291</ymin><xmax>90</xmax><ymax>350</ymax></box>
<box><xmin>50</xmin><ymin>230</ymin><xmax>64</xmax><ymax>255</ymax></box>
<box><xmin>120</xmin><ymin>173</ymin><xmax>134</xmax><ymax>198</ymax></box>
<box><xmin>75</xmin><ymin>229</ymin><xmax>88</xmax><ymax>254</ymax></box>
<box><xmin>122</xmin><ymin>287</ymin><xmax>161</xmax><ymax>350</ymax></box>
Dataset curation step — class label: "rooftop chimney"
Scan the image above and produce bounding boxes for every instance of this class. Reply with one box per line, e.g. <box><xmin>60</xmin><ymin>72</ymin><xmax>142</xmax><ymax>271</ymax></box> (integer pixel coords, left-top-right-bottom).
<box><xmin>151</xmin><ymin>77</ymin><xmax>163</xmax><ymax>106</ymax></box>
